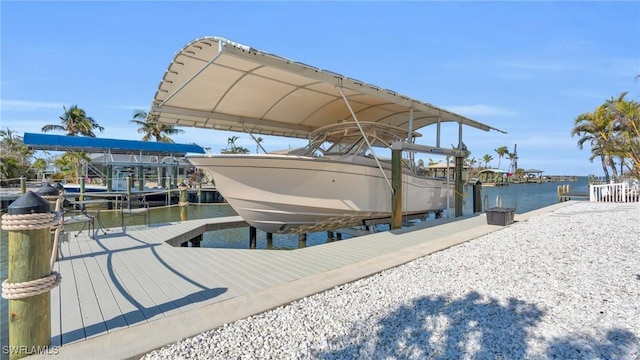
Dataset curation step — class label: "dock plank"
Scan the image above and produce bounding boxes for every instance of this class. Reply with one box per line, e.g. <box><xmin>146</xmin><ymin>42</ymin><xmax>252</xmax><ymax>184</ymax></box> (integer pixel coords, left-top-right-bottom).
<box><xmin>75</xmin><ymin>238</ymin><xmax>128</xmax><ymax>334</ymax></box>
<box><xmin>46</xmin><ymin>212</ymin><xmax>505</xmax><ymax>350</ymax></box>
<box><xmin>67</xmin><ymin>240</ymin><xmax>108</xmax><ymax>340</ymax></box>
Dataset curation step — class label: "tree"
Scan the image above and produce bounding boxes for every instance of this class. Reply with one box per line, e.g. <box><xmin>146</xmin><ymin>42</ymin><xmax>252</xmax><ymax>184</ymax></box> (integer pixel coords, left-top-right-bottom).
<box><xmin>221</xmin><ymin>136</ymin><xmax>250</xmax><ymax>154</ymax></box>
<box><xmin>54</xmin><ymin>151</ymin><xmax>90</xmax><ymax>183</ymax></box>
<box><xmin>494</xmin><ymin>146</ymin><xmax>509</xmax><ymax>169</ymax></box>
<box><xmin>0</xmin><ymin>128</ymin><xmax>35</xmax><ymax>183</ymax></box>
<box><xmin>130</xmin><ymin>110</ymin><xmax>184</xmax><ymax>143</ymax></box>
<box><xmin>256</xmin><ymin>137</ymin><xmax>264</xmax><ymax>154</ymax></box>
<box><xmin>607</xmin><ymin>93</ymin><xmax>640</xmax><ymax>179</ymax></box>
<box><xmin>482</xmin><ymin>154</ymin><xmax>493</xmax><ymax>168</ymax></box>
<box><xmin>571</xmin><ymin>104</ymin><xmax>615</xmax><ymax>182</ymax></box>
<box><xmin>33</xmin><ymin>158</ymin><xmax>47</xmax><ymax>182</ymax></box>
<box><xmin>42</xmin><ymin>105</ymin><xmax>104</xmax><ymax>136</ymax></box>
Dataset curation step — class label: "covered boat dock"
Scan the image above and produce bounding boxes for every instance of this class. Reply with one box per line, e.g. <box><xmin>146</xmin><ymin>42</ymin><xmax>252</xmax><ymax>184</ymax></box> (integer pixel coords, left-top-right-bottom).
<box><xmin>23</xmin><ymin>133</ymin><xmax>206</xmax><ymax>191</ymax></box>
<box><xmin>146</xmin><ymin>36</ymin><xmax>505</xmax><ymax>222</ymax></box>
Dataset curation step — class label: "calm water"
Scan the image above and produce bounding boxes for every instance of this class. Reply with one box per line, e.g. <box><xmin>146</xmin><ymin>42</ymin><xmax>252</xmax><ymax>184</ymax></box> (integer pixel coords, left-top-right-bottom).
<box><xmin>0</xmin><ymin>177</ymin><xmax>588</xmax><ymax>355</ymax></box>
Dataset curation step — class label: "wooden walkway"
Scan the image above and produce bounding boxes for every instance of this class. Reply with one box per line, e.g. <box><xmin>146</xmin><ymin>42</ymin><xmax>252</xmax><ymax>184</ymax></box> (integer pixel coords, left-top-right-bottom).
<box><xmin>43</xmin><ymin>205</ymin><xmax>567</xmax><ymax>357</ymax></box>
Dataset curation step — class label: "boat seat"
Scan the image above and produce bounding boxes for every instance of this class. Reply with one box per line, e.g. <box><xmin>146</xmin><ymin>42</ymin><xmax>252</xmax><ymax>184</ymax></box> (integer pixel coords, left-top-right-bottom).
<box><xmin>121</xmin><ymin>194</ymin><xmax>150</xmax><ymax>231</ymax></box>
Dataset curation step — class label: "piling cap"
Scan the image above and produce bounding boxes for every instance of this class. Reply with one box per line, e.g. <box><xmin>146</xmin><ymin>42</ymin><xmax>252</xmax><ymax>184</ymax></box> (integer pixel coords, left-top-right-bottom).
<box><xmin>7</xmin><ymin>191</ymin><xmax>51</xmax><ymax>215</ymax></box>
<box><xmin>36</xmin><ymin>183</ymin><xmax>60</xmax><ymax>196</ymax></box>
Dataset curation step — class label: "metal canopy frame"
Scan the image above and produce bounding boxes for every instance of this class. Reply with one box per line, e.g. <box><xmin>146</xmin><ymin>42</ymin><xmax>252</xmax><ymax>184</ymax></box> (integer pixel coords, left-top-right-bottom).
<box><xmin>149</xmin><ymin>36</ymin><xmax>505</xmax><ymax>141</ymax></box>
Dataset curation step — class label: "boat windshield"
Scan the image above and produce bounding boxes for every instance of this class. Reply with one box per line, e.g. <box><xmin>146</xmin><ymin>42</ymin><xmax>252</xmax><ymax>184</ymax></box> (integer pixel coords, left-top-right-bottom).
<box><xmin>298</xmin><ymin>122</ymin><xmax>417</xmax><ymax>158</ymax></box>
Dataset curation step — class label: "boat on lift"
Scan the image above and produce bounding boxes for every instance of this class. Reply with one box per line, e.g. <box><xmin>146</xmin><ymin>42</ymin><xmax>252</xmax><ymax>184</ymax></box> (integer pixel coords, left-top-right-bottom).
<box><xmin>147</xmin><ymin>36</ymin><xmax>504</xmax><ymax>234</ymax></box>
<box><xmin>187</xmin><ymin>122</ymin><xmax>454</xmax><ymax>233</ymax></box>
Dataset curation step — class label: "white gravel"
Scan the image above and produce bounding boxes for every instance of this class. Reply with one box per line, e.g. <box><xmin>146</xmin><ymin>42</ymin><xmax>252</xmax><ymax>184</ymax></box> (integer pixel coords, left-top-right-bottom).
<box><xmin>141</xmin><ymin>202</ymin><xmax>640</xmax><ymax>359</ymax></box>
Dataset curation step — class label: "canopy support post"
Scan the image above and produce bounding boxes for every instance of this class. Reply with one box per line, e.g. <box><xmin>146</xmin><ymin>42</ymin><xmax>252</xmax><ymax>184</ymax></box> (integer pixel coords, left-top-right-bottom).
<box><xmin>336</xmin><ymin>85</ymin><xmax>393</xmax><ymax>193</ymax></box>
<box><xmin>455</xmin><ymin>122</ymin><xmax>464</xmax><ymax>217</ymax></box>
<box><xmin>241</xmin><ymin>121</ymin><xmax>268</xmax><ymax>154</ymax></box>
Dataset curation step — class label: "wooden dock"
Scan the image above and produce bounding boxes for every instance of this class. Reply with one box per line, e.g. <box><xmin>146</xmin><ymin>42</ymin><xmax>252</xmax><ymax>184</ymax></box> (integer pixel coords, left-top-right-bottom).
<box><xmin>33</xmin><ymin>202</ymin><xmax>573</xmax><ymax>359</ymax></box>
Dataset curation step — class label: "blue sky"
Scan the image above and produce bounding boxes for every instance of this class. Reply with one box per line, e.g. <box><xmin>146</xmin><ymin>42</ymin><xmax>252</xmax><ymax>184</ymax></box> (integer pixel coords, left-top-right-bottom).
<box><xmin>1</xmin><ymin>1</ymin><xmax>639</xmax><ymax>176</ymax></box>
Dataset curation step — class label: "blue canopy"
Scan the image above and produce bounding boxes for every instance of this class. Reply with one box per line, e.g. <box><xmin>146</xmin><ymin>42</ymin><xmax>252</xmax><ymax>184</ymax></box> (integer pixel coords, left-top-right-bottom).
<box><xmin>23</xmin><ymin>133</ymin><xmax>205</xmax><ymax>155</ymax></box>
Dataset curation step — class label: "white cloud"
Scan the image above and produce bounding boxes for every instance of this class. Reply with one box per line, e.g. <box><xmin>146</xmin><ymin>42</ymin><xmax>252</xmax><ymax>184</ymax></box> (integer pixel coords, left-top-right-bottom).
<box><xmin>443</xmin><ymin>104</ymin><xmax>517</xmax><ymax>117</ymax></box>
<box><xmin>1</xmin><ymin>100</ymin><xmax>65</xmax><ymax>111</ymax></box>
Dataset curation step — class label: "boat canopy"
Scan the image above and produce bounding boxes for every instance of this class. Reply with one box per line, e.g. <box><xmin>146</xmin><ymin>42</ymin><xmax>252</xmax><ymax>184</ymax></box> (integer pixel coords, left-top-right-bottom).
<box><xmin>149</xmin><ymin>37</ymin><xmax>504</xmax><ymax>139</ymax></box>
<box><xmin>23</xmin><ymin>133</ymin><xmax>205</xmax><ymax>155</ymax></box>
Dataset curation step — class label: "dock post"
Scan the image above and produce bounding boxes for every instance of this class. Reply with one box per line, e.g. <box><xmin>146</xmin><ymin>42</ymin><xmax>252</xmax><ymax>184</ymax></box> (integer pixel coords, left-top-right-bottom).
<box><xmin>19</xmin><ymin>175</ymin><xmax>26</xmax><ymax>194</ymax></box>
<box><xmin>173</xmin><ymin>167</ymin><xmax>179</xmax><ymax>189</ymax></box>
<box><xmin>249</xmin><ymin>227</ymin><xmax>257</xmax><ymax>249</ymax></box>
<box><xmin>179</xmin><ymin>184</ymin><xmax>188</xmax><ymax>221</ymax></box>
<box><xmin>473</xmin><ymin>180</ymin><xmax>483</xmax><ymax>213</ymax></box>
<box><xmin>190</xmin><ymin>234</ymin><xmax>202</xmax><ymax>247</ymax></box>
<box><xmin>266</xmin><ymin>232</ymin><xmax>273</xmax><ymax>249</ymax></box>
<box><xmin>557</xmin><ymin>185</ymin><xmax>563</xmax><ymax>202</ymax></box>
<box><xmin>138</xmin><ymin>166</ymin><xmax>144</xmax><ymax>192</ymax></box>
<box><xmin>80</xmin><ymin>176</ymin><xmax>85</xmax><ymax>202</ymax></box>
<box><xmin>327</xmin><ymin>231</ymin><xmax>334</xmax><ymax>240</ymax></box>
<box><xmin>106</xmin><ymin>165</ymin><xmax>113</xmax><ymax>192</ymax></box>
<box><xmin>198</xmin><ymin>181</ymin><xmax>202</xmax><ymax>204</ymax></box>
<box><xmin>298</xmin><ymin>233</ymin><xmax>307</xmax><ymax>248</ymax></box>
<box><xmin>336</xmin><ymin>232</ymin><xmax>342</xmax><ymax>240</ymax></box>
<box><xmin>180</xmin><ymin>241</ymin><xmax>188</xmax><ymax>247</ymax></box>
<box><xmin>126</xmin><ymin>176</ymin><xmax>132</xmax><ymax>209</ymax></box>
<box><xmin>2</xmin><ymin>192</ymin><xmax>59</xmax><ymax>359</ymax></box>
<box><xmin>455</xmin><ymin>155</ymin><xmax>464</xmax><ymax>217</ymax></box>
<box><xmin>391</xmin><ymin>148</ymin><xmax>402</xmax><ymax>229</ymax></box>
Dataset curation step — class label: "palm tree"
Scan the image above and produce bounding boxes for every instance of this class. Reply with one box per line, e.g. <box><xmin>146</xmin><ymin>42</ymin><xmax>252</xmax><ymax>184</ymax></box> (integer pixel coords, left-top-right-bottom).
<box><xmin>130</xmin><ymin>110</ymin><xmax>184</xmax><ymax>143</ymax></box>
<box><xmin>571</xmin><ymin>104</ymin><xmax>615</xmax><ymax>182</ymax></box>
<box><xmin>33</xmin><ymin>158</ymin><xmax>47</xmax><ymax>182</ymax></box>
<box><xmin>221</xmin><ymin>136</ymin><xmax>250</xmax><ymax>154</ymax></box>
<box><xmin>482</xmin><ymin>154</ymin><xmax>493</xmax><ymax>169</ymax></box>
<box><xmin>605</xmin><ymin>92</ymin><xmax>640</xmax><ymax>179</ymax></box>
<box><xmin>42</xmin><ymin>105</ymin><xmax>104</xmax><ymax>136</ymax></box>
<box><xmin>256</xmin><ymin>137</ymin><xmax>263</xmax><ymax>154</ymax></box>
<box><xmin>494</xmin><ymin>146</ymin><xmax>509</xmax><ymax>169</ymax></box>
<box><xmin>0</xmin><ymin>129</ymin><xmax>35</xmax><ymax>183</ymax></box>
<box><xmin>54</xmin><ymin>151</ymin><xmax>90</xmax><ymax>183</ymax></box>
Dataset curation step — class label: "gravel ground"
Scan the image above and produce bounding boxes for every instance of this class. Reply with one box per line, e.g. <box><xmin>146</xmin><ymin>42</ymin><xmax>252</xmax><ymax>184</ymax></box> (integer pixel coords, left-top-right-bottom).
<box><xmin>141</xmin><ymin>202</ymin><xmax>640</xmax><ymax>359</ymax></box>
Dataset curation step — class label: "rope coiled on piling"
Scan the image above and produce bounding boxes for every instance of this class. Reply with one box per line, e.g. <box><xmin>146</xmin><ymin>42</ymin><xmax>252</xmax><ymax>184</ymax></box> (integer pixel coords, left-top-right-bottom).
<box><xmin>1</xmin><ymin>198</ymin><xmax>63</xmax><ymax>299</ymax></box>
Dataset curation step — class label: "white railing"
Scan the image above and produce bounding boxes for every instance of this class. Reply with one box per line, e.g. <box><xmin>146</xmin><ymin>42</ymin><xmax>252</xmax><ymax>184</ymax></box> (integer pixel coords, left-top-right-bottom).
<box><xmin>590</xmin><ymin>182</ymin><xmax>640</xmax><ymax>203</ymax></box>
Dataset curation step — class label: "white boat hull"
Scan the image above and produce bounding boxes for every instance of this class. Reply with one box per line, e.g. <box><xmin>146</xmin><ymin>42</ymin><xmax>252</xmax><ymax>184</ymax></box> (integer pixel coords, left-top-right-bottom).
<box><xmin>187</xmin><ymin>154</ymin><xmax>453</xmax><ymax>234</ymax></box>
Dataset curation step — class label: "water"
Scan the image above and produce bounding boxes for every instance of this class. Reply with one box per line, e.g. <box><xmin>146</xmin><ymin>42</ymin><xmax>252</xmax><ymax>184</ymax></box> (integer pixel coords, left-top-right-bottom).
<box><xmin>0</xmin><ymin>177</ymin><xmax>588</xmax><ymax>355</ymax></box>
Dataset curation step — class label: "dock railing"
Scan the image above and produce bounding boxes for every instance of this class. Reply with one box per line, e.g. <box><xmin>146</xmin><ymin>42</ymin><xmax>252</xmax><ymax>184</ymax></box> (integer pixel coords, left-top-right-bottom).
<box><xmin>590</xmin><ymin>181</ymin><xmax>640</xmax><ymax>203</ymax></box>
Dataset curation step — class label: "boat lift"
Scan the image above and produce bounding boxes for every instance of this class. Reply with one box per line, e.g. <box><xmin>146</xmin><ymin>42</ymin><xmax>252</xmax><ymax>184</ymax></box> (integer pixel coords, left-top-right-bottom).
<box><xmin>147</xmin><ymin>36</ymin><xmax>506</xmax><ymax>230</ymax></box>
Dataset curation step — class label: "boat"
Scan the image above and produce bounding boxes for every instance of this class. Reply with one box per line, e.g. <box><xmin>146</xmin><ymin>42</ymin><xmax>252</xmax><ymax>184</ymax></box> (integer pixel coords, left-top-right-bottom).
<box><xmin>147</xmin><ymin>36</ymin><xmax>504</xmax><ymax>234</ymax></box>
<box><xmin>187</xmin><ymin>122</ymin><xmax>454</xmax><ymax>234</ymax></box>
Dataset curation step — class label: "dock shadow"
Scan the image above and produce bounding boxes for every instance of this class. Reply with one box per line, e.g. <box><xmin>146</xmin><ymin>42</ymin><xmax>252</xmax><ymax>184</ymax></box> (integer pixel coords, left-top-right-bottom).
<box><xmin>312</xmin><ymin>291</ymin><xmax>639</xmax><ymax>359</ymax></box>
<box><xmin>57</xmin><ymin>287</ymin><xmax>228</xmax><ymax>345</ymax></box>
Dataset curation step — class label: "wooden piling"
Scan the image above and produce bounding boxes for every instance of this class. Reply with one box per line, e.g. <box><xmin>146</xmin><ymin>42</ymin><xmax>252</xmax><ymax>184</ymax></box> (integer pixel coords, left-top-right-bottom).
<box><xmin>19</xmin><ymin>175</ymin><xmax>26</xmax><ymax>194</ymax></box>
<box><xmin>473</xmin><ymin>180</ymin><xmax>483</xmax><ymax>213</ymax></box>
<box><xmin>455</xmin><ymin>156</ymin><xmax>464</xmax><ymax>217</ymax></box>
<box><xmin>106</xmin><ymin>165</ymin><xmax>113</xmax><ymax>192</ymax></box>
<box><xmin>249</xmin><ymin>227</ymin><xmax>257</xmax><ymax>249</ymax></box>
<box><xmin>190</xmin><ymin>234</ymin><xmax>202</xmax><ymax>247</ymax></box>
<box><xmin>179</xmin><ymin>185</ymin><xmax>188</xmax><ymax>221</ymax></box>
<box><xmin>266</xmin><ymin>233</ymin><xmax>273</xmax><ymax>249</ymax></box>
<box><xmin>5</xmin><ymin>193</ymin><xmax>54</xmax><ymax>359</ymax></box>
<box><xmin>391</xmin><ymin>148</ymin><xmax>402</xmax><ymax>230</ymax></box>
<box><xmin>298</xmin><ymin>233</ymin><xmax>307</xmax><ymax>248</ymax></box>
<box><xmin>80</xmin><ymin>176</ymin><xmax>85</xmax><ymax>202</ymax></box>
<box><xmin>138</xmin><ymin>166</ymin><xmax>144</xmax><ymax>192</ymax></box>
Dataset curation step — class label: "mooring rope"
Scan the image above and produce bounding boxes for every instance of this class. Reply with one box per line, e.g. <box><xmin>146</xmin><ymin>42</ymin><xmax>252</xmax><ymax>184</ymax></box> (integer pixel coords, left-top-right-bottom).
<box><xmin>1</xmin><ymin>198</ymin><xmax>63</xmax><ymax>300</ymax></box>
